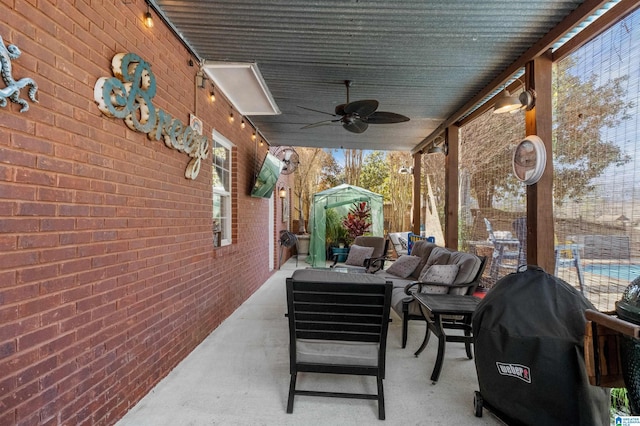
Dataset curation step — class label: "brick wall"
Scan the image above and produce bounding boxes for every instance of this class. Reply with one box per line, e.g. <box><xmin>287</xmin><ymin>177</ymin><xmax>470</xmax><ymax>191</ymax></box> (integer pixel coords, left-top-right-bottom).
<box><xmin>0</xmin><ymin>2</ymin><xmax>291</xmax><ymax>424</ymax></box>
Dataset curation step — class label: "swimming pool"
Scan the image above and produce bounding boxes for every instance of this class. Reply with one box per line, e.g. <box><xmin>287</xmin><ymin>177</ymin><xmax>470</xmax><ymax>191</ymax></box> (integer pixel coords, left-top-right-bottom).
<box><xmin>583</xmin><ymin>264</ymin><xmax>640</xmax><ymax>282</ymax></box>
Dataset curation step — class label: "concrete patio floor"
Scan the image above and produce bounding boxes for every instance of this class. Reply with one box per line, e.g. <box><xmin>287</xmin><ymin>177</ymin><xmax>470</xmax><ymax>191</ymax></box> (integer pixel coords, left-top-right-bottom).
<box><xmin>116</xmin><ymin>259</ymin><xmax>504</xmax><ymax>425</ymax></box>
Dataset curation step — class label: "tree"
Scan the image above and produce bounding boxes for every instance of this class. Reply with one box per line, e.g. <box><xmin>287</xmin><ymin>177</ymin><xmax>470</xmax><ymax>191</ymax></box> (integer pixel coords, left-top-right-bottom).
<box><xmin>385</xmin><ymin>151</ymin><xmax>413</xmax><ymax>231</ymax></box>
<box><xmin>343</xmin><ymin>149</ymin><xmax>363</xmax><ymax>185</ymax></box>
<box><xmin>293</xmin><ymin>148</ymin><xmax>340</xmax><ymax>232</ymax></box>
<box><xmin>552</xmin><ymin>58</ymin><xmax>632</xmax><ymax>205</ymax></box>
<box><xmin>461</xmin><ymin>110</ymin><xmax>525</xmax><ymax>209</ymax></box>
<box><xmin>360</xmin><ymin>151</ymin><xmax>388</xmax><ymax>195</ymax></box>
<box><xmin>461</xmin><ymin>58</ymin><xmax>632</xmax><ymax>210</ymax></box>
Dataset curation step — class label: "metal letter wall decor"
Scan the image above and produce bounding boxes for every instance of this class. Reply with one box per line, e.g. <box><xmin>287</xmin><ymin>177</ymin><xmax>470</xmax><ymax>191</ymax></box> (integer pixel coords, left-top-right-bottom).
<box><xmin>94</xmin><ymin>53</ymin><xmax>210</xmax><ymax>180</ymax></box>
<box><xmin>0</xmin><ymin>35</ymin><xmax>38</xmax><ymax>112</ymax></box>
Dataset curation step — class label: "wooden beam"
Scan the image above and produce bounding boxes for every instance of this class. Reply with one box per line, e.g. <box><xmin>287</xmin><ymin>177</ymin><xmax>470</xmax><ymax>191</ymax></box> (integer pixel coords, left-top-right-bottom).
<box><xmin>525</xmin><ymin>51</ymin><xmax>555</xmax><ymax>271</ymax></box>
<box><xmin>411</xmin><ymin>152</ymin><xmax>421</xmax><ymax>235</ymax></box>
<box><xmin>554</xmin><ymin>0</ymin><xmax>640</xmax><ymax>62</ymax></box>
<box><xmin>444</xmin><ymin>125</ymin><xmax>459</xmax><ymax>249</ymax></box>
<box><xmin>413</xmin><ymin>0</ymin><xmax>612</xmax><ymax>154</ymax></box>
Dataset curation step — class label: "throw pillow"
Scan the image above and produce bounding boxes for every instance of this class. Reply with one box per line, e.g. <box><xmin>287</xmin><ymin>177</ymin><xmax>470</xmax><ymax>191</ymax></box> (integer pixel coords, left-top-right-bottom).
<box><xmin>385</xmin><ymin>255</ymin><xmax>421</xmax><ymax>278</ymax></box>
<box><xmin>344</xmin><ymin>245</ymin><xmax>375</xmax><ymax>266</ymax></box>
<box><xmin>418</xmin><ymin>264</ymin><xmax>459</xmax><ymax>294</ymax></box>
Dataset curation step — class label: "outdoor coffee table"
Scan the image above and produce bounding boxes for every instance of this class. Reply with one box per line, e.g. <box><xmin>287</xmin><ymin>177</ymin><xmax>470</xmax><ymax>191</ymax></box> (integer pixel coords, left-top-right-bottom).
<box><xmin>412</xmin><ymin>293</ymin><xmax>481</xmax><ymax>384</ymax></box>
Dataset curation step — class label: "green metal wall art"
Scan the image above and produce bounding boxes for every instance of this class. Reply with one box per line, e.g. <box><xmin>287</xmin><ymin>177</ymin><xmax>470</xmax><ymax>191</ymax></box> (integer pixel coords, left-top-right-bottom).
<box><xmin>94</xmin><ymin>53</ymin><xmax>210</xmax><ymax>180</ymax></box>
<box><xmin>0</xmin><ymin>35</ymin><xmax>38</xmax><ymax>112</ymax></box>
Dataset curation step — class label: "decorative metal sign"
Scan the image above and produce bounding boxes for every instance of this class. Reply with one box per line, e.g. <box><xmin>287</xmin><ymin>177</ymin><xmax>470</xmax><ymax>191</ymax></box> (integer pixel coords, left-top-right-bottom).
<box><xmin>0</xmin><ymin>36</ymin><xmax>38</xmax><ymax>112</ymax></box>
<box><xmin>94</xmin><ymin>53</ymin><xmax>209</xmax><ymax>179</ymax></box>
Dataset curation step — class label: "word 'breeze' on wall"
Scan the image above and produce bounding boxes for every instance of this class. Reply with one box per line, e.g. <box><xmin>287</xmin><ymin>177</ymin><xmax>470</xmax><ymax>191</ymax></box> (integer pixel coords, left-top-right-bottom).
<box><xmin>94</xmin><ymin>53</ymin><xmax>209</xmax><ymax>179</ymax></box>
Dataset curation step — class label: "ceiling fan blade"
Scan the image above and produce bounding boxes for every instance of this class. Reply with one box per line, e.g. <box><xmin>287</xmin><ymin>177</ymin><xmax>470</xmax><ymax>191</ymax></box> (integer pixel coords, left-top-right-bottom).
<box><xmin>343</xmin><ymin>100</ymin><xmax>379</xmax><ymax>117</ymax></box>
<box><xmin>301</xmin><ymin>119</ymin><xmax>338</xmax><ymax>129</ymax></box>
<box><xmin>297</xmin><ymin>105</ymin><xmax>338</xmax><ymax>117</ymax></box>
<box><xmin>365</xmin><ymin>111</ymin><xmax>410</xmax><ymax>124</ymax></box>
<box><xmin>343</xmin><ymin>119</ymin><xmax>368</xmax><ymax>134</ymax></box>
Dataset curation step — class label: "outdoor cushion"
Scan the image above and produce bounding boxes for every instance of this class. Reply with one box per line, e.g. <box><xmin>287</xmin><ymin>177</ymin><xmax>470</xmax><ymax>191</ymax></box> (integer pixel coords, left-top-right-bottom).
<box><xmin>448</xmin><ymin>251</ymin><xmax>482</xmax><ymax>285</ymax></box>
<box><xmin>345</xmin><ymin>244</ymin><xmax>375</xmax><ymax>266</ymax></box>
<box><xmin>418</xmin><ymin>264</ymin><xmax>460</xmax><ymax>294</ymax></box>
<box><xmin>413</xmin><ymin>246</ymin><xmax>451</xmax><ymax>279</ymax></box>
<box><xmin>407</xmin><ymin>241</ymin><xmax>439</xmax><ymax>279</ymax></box>
<box><xmin>296</xmin><ymin>339</ymin><xmax>379</xmax><ymax>366</ymax></box>
<box><xmin>292</xmin><ymin>269</ymin><xmax>386</xmax><ymax>284</ymax></box>
<box><xmin>385</xmin><ymin>255</ymin><xmax>421</xmax><ymax>278</ymax></box>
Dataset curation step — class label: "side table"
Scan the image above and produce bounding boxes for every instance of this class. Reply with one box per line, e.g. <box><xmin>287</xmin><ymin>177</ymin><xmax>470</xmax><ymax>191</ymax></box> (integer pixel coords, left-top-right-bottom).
<box><xmin>412</xmin><ymin>293</ymin><xmax>481</xmax><ymax>384</ymax></box>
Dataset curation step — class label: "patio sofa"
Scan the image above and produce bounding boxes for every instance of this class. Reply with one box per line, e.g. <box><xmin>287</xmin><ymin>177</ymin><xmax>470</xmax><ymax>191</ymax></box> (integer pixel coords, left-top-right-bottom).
<box><xmin>374</xmin><ymin>240</ymin><xmax>486</xmax><ymax>348</ymax></box>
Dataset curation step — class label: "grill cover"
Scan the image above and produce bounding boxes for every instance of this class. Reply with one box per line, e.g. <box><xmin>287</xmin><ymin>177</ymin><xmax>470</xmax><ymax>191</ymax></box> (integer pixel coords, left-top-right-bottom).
<box><xmin>472</xmin><ymin>266</ymin><xmax>609</xmax><ymax>425</ymax></box>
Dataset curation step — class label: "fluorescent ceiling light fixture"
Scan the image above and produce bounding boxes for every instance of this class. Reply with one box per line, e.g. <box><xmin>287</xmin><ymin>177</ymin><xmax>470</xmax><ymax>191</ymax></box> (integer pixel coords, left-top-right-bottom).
<box><xmin>202</xmin><ymin>62</ymin><xmax>280</xmax><ymax>116</ymax></box>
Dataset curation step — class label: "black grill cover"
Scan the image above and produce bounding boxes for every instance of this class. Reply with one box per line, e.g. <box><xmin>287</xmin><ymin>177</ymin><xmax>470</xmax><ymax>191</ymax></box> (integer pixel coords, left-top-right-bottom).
<box><xmin>472</xmin><ymin>266</ymin><xmax>609</xmax><ymax>425</ymax></box>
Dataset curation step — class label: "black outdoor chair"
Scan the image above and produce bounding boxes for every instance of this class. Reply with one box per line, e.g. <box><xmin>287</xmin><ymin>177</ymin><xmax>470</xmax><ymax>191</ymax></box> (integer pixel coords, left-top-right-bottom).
<box><xmin>285</xmin><ymin>270</ymin><xmax>393</xmax><ymax>420</ymax></box>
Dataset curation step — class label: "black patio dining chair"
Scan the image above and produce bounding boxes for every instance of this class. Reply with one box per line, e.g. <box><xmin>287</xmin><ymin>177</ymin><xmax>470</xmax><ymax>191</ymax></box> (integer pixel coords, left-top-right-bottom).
<box><xmin>285</xmin><ymin>270</ymin><xmax>393</xmax><ymax>420</ymax></box>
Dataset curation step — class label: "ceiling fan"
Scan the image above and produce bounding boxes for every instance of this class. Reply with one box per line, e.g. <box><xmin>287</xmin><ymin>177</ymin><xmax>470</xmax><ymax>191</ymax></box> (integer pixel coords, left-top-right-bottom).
<box><xmin>299</xmin><ymin>80</ymin><xmax>410</xmax><ymax>134</ymax></box>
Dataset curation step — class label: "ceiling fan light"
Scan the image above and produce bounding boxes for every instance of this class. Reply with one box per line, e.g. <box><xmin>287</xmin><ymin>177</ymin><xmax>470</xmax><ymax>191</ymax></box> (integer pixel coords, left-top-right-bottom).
<box><xmin>493</xmin><ymin>90</ymin><xmax>522</xmax><ymax>114</ymax></box>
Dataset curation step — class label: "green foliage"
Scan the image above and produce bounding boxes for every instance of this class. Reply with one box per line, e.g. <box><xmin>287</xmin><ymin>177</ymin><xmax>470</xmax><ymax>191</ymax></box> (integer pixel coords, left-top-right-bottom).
<box><xmin>360</xmin><ymin>151</ymin><xmax>389</xmax><ymax>195</ymax></box>
<box><xmin>341</xmin><ymin>202</ymin><xmax>372</xmax><ymax>246</ymax></box>
<box><xmin>462</xmin><ymin>58</ymin><xmax>632</xmax><ymax>210</ymax></box>
<box><xmin>552</xmin><ymin>58</ymin><xmax>632</xmax><ymax>206</ymax></box>
<box><xmin>325</xmin><ymin>208</ymin><xmax>348</xmax><ymax>246</ymax></box>
<box><xmin>611</xmin><ymin>387</ymin><xmax>630</xmax><ymax>419</ymax></box>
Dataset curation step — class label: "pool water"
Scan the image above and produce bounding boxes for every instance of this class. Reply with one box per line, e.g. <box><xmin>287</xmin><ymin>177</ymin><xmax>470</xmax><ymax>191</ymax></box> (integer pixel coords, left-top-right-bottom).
<box><xmin>584</xmin><ymin>264</ymin><xmax>640</xmax><ymax>282</ymax></box>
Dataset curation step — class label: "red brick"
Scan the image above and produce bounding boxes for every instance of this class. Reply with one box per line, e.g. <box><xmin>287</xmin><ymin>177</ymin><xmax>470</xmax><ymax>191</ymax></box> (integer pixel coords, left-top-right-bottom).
<box><xmin>59</xmin><ymin>231</ymin><xmax>92</xmax><ymax>246</ymax></box>
<box><xmin>57</xmin><ymin>175</ymin><xmax>90</xmax><ymax>190</ymax></box>
<box><xmin>37</xmin><ymin>187</ymin><xmax>74</xmax><ymax>203</ymax></box>
<box><xmin>0</xmin><ymin>340</ymin><xmax>16</xmax><ymax>359</ymax></box>
<box><xmin>12</xmin><ymin>134</ymin><xmax>54</xmax><ymax>156</ymax></box>
<box><xmin>40</xmin><ymin>246</ymin><xmax>77</xmax><ymax>263</ymax></box>
<box><xmin>58</xmin><ymin>204</ymin><xmax>90</xmax><ymax>217</ymax></box>
<box><xmin>60</xmin><ymin>285</ymin><xmax>92</xmax><ymax>305</ymax></box>
<box><xmin>16</xmin><ymin>202</ymin><xmax>57</xmax><ymax>216</ymax></box>
<box><xmin>15</xmin><ymin>168</ymin><xmax>56</xmax><ymax>186</ymax></box>
<box><xmin>17</xmin><ymin>325</ymin><xmax>58</xmax><ymax>351</ymax></box>
<box><xmin>0</xmin><ymin>147</ymin><xmax>37</xmax><ymax>168</ymax></box>
<box><xmin>17</xmin><ymin>263</ymin><xmax>58</xmax><ymax>284</ymax></box>
<box><xmin>0</xmin><ymin>282</ymin><xmax>40</xmax><ymax>304</ymax></box>
<box><xmin>18</xmin><ymin>233</ymin><xmax>59</xmax><ymax>249</ymax></box>
<box><xmin>36</xmin><ymin>156</ymin><xmax>74</xmax><ymax>174</ymax></box>
<box><xmin>16</xmin><ymin>355</ymin><xmax>57</xmax><ymax>386</ymax></box>
<box><xmin>40</xmin><ymin>218</ymin><xmax>75</xmax><ymax>232</ymax></box>
<box><xmin>0</xmin><ymin>347</ymin><xmax>39</xmax><ymax>378</ymax></box>
<box><xmin>40</xmin><ymin>276</ymin><xmax>76</xmax><ymax>295</ymax></box>
<box><xmin>0</xmin><ymin>235</ymin><xmax>17</xmax><ymax>251</ymax></box>
<box><xmin>58</xmin><ymin>258</ymin><xmax>91</xmax><ymax>276</ymax></box>
<box><xmin>40</xmin><ymin>359</ymin><xmax>76</xmax><ymax>390</ymax></box>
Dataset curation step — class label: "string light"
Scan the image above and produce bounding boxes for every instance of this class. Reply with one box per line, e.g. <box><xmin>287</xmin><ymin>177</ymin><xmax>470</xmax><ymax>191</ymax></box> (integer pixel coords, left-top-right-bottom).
<box><xmin>144</xmin><ymin>4</ymin><xmax>154</xmax><ymax>28</ymax></box>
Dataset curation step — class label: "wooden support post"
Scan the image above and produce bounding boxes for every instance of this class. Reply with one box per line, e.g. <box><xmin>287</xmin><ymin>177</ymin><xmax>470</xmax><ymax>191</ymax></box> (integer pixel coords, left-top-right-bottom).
<box><xmin>444</xmin><ymin>125</ymin><xmax>459</xmax><ymax>249</ymax></box>
<box><xmin>411</xmin><ymin>152</ymin><xmax>421</xmax><ymax>235</ymax></box>
<box><xmin>525</xmin><ymin>51</ymin><xmax>555</xmax><ymax>271</ymax></box>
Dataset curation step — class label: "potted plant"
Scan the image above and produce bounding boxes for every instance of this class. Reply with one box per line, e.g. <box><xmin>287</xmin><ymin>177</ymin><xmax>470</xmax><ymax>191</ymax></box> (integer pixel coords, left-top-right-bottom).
<box><xmin>325</xmin><ymin>209</ymin><xmax>349</xmax><ymax>261</ymax></box>
<box><xmin>341</xmin><ymin>202</ymin><xmax>372</xmax><ymax>246</ymax></box>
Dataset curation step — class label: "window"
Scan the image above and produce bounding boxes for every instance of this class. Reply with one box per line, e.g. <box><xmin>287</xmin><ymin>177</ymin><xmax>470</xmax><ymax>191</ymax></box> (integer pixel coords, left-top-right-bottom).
<box><xmin>212</xmin><ymin>131</ymin><xmax>233</xmax><ymax>247</ymax></box>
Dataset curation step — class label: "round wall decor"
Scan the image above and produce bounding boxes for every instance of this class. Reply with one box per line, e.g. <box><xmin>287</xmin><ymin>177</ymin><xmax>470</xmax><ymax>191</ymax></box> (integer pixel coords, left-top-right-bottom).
<box><xmin>512</xmin><ymin>135</ymin><xmax>546</xmax><ymax>185</ymax></box>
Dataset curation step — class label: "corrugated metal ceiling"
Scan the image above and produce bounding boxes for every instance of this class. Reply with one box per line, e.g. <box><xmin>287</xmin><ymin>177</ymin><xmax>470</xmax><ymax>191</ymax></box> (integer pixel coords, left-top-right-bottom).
<box><xmin>152</xmin><ymin>0</ymin><xmax>588</xmax><ymax>151</ymax></box>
